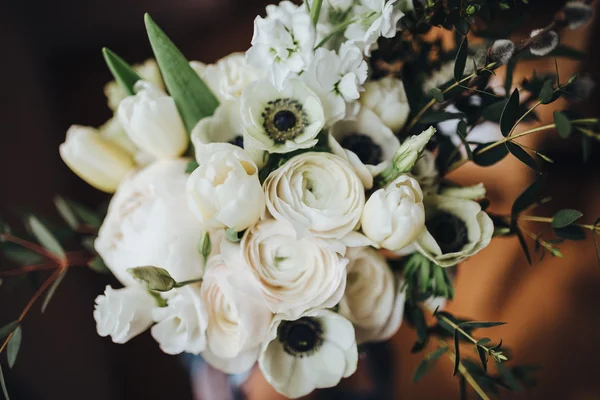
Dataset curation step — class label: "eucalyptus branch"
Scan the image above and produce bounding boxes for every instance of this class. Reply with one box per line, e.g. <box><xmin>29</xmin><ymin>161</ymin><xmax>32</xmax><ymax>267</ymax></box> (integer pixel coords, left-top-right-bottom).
<box><xmin>521</xmin><ymin>227</ymin><xmax>564</xmax><ymax>258</ymax></box>
<box><xmin>519</xmin><ymin>215</ymin><xmax>600</xmax><ymax>232</ymax></box>
<box><xmin>508</xmin><ymin>100</ymin><xmax>542</xmax><ymax>138</ymax></box>
<box><xmin>0</xmin><ymin>251</ymin><xmax>92</xmax><ymax>277</ymax></box>
<box><xmin>436</xmin><ymin>340</ymin><xmax>491</xmax><ymax>400</ymax></box>
<box><xmin>0</xmin><ymin>234</ymin><xmax>60</xmax><ymax>263</ymax></box>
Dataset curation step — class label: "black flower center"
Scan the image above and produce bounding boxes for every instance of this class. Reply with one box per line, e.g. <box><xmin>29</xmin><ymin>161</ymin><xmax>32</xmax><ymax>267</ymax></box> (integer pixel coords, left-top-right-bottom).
<box><xmin>426</xmin><ymin>211</ymin><xmax>469</xmax><ymax>254</ymax></box>
<box><xmin>340</xmin><ymin>133</ymin><xmax>383</xmax><ymax>165</ymax></box>
<box><xmin>228</xmin><ymin>135</ymin><xmax>244</xmax><ymax>148</ymax></box>
<box><xmin>273</xmin><ymin>110</ymin><xmax>297</xmax><ymax>132</ymax></box>
<box><xmin>262</xmin><ymin>98</ymin><xmax>309</xmax><ymax>143</ymax></box>
<box><xmin>277</xmin><ymin>317</ymin><xmax>324</xmax><ymax>357</ymax></box>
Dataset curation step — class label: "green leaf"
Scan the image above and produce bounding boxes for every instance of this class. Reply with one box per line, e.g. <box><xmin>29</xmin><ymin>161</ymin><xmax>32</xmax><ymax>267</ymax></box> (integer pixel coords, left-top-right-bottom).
<box><xmin>2</xmin><ymin>246</ymin><xmax>43</xmax><ymax>265</ymax></box>
<box><xmin>500</xmin><ymin>88</ymin><xmax>520</xmax><ymax>137</ymax></box>
<box><xmin>419</xmin><ymin>111</ymin><xmax>465</xmax><ymax>124</ymax></box>
<box><xmin>504</xmin><ymin>59</ymin><xmax>517</xmax><ymax>95</ymax></box>
<box><xmin>554</xmin><ymin>225</ymin><xmax>586</xmax><ymax>241</ymax></box>
<box><xmin>53</xmin><ymin>196</ymin><xmax>79</xmax><ymax>230</ymax></box>
<box><xmin>7</xmin><ymin>326</ymin><xmax>22</xmax><ymax>368</ymax></box>
<box><xmin>185</xmin><ymin>160</ymin><xmax>199</xmax><ymax>173</ymax></box>
<box><xmin>459</xmin><ymin>321</ymin><xmax>507</xmax><ymax>329</ymax></box>
<box><xmin>456</xmin><ymin>121</ymin><xmax>473</xmax><ymax>160</ymax></box>
<box><xmin>453</xmin><ymin>329</ymin><xmax>461</xmax><ymax>376</ymax></box>
<box><xmin>476</xmin><ymin>344</ymin><xmax>488</xmax><ymax>371</ymax></box>
<box><xmin>454</xmin><ymin>37</ymin><xmax>468</xmax><ymax>81</ymax></box>
<box><xmin>413</xmin><ymin>347</ymin><xmax>449</xmax><ymax>383</ymax></box>
<box><xmin>551</xmin><ymin>209</ymin><xmax>583</xmax><ymax>229</ymax></box>
<box><xmin>127</xmin><ymin>266</ymin><xmax>176</xmax><ymax>292</ymax></box>
<box><xmin>482</xmin><ymin>99</ymin><xmax>508</xmax><ymax>122</ymax></box>
<box><xmin>473</xmin><ymin>142</ymin><xmax>509</xmax><ymax>166</ymax></box>
<box><xmin>429</xmin><ymin>88</ymin><xmax>444</xmax><ymax>102</ymax></box>
<box><xmin>66</xmin><ymin>200</ymin><xmax>103</xmax><ymax>228</ymax></box>
<box><xmin>0</xmin><ymin>321</ymin><xmax>19</xmax><ymax>341</ymax></box>
<box><xmin>477</xmin><ymin>337</ymin><xmax>492</xmax><ymax>346</ymax></box>
<box><xmin>310</xmin><ymin>0</ymin><xmax>323</xmax><ymax>26</ymax></box>
<box><xmin>553</xmin><ymin>111</ymin><xmax>572</xmax><ymax>138</ymax></box>
<box><xmin>26</xmin><ymin>216</ymin><xmax>66</xmax><ymax>261</ymax></box>
<box><xmin>516</xmin><ymin>228</ymin><xmax>532</xmax><ymax>265</ymax></box>
<box><xmin>512</xmin><ymin>177</ymin><xmax>545</xmax><ymax>215</ymax></box>
<box><xmin>506</xmin><ymin>142</ymin><xmax>538</xmax><ymax>171</ymax></box>
<box><xmin>41</xmin><ymin>268</ymin><xmax>68</xmax><ymax>313</ymax></box>
<box><xmin>88</xmin><ymin>256</ymin><xmax>111</xmax><ymax>274</ymax></box>
<box><xmin>538</xmin><ymin>80</ymin><xmax>555</xmax><ymax>104</ymax></box>
<box><xmin>0</xmin><ymin>364</ymin><xmax>10</xmax><ymax>400</ymax></box>
<box><xmin>145</xmin><ymin>14</ymin><xmax>219</xmax><ymax>133</ymax></box>
<box><xmin>102</xmin><ymin>48</ymin><xmax>141</xmax><ymax>96</ymax></box>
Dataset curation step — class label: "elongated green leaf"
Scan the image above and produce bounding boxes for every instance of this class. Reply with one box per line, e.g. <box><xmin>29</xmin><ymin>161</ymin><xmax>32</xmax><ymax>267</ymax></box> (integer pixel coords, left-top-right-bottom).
<box><xmin>506</xmin><ymin>142</ymin><xmax>538</xmax><ymax>171</ymax></box>
<box><xmin>0</xmin><ymin>321</ymin><xmax>18</xmax><ymax>341</ymax></box>
<box><xmin>453</xmin><ymin>330</ymin><xmax>461</xmax><ymax>376</ymax></box>
<box><xmin>456</xmin><ymin>121</ymin><xmax>473</xmax><ymax>160</ymax></box>
<box><xmin>88</xmin><ymin>256</ymin><xmax>111</xmax><ymax>274</ymax></box>
<box><xmin>454</xmin><ymin>37</ymin><xmax>468</xmax><ymax>81</ymax></box>
<box><xmin>2</xmin><ymin>246</ymin><xmax>43</xmax><ymax>265</ymax></box>
<box><xmin>7</xmin><ymin>326</ymin><xmax>22</xmax><ymax>368</ymax></box>
<box><xmin>473</xmin><ymin>142</ymin><xmax>509</xmax><ymax>166</ymax></box>
<box><xmin>476</xmin><ymin>344</ymin><xmax>488</xmax><ymax>371</ymax></box>
<box><xmin>500</xmin><ymin>88</ymin><xmax>520</xmax><ymax>137</ymax></box>
<box><xmin>554</xmin><ymin>225</ymin><xmax>586</xmax><ymax>241</ymax></box>
<box><xmin>0</xmin><ymin>364</ymin><xmax>10</xmax><ymax>400</ymax></box>
<box><xmin>102</xmin><ymin>48</ymin><xmax>141</xmax><ymax>96</ymax></box>
<box><xmin>512</xmin><ymin>177</ymin><xmax>545</xmax><ymax>216</ymax></box>
<box><xmin>516</xmin><ymin>228</ymin><xmax>532</xmax><ymax>265</ymax></box>
<box><xmin>66</xmin><ymin>200</ymin><xmax>103</xmax><ymax>228</ymax></box>
<box><xmin>459</xmin><ymin>321</ymin><xmax>507</xmax><ymax>329</ymax></box>
<box><xmin>553</xmin><ymin>111</ymin><xmax>572</xmax><ymax>138</ymax></box>
<box><xmin>482</xmin><ymin>99</ymin><xmax>508</xmax><ymax>122</ymax></box>
<box><xmin>538</xmin><ymin>80</ymin><xmax>554</xmax><ymax>104</ymax></box>
<box><xmin>145</xmin><ymin>14</ymin><xmax>219</xmax><ymax>133</ymax></box>
<box><xmin>53</xmin><ymin>196</ymin><xmax>79</xmax><ymax>230</ymax></box>
<box><xmin>552</xmin><ymin>209</ymin><xmax>583</xmax><ymax>229</ymax></box>
<box><xmin>413</xmin><ymin>347</ymin><xmax>448</xmax><ymax>383</ymax></box>
<box><xmin>310</xmin><ymin>0</ymin><xmax>323</xmax><ymax>26</ymax></box>
<box><xmin>41</xmin><ymin>268</ymin><xmax>68</xmax><ymax>313</ymax></box>
<box><xmin>26</xmin><ymin>216</ymin><xmax>66</xmax><ymax>261</ymax></box>
<box><xmin>429</xmin><ymin>88</ymin><xmax>444</xmax><ymax>102</ymax></box>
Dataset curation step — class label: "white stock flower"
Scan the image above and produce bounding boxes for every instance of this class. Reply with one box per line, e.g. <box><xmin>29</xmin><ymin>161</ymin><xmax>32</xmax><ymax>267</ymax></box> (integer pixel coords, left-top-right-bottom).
<box><xmin>240</xmin><ymin>79</ymin><xmax>325</xmax><ymax>154</ymax></box>
<box><xmin>410</xmin><ymin>149</ymin><xmax>439</xmax><ymax>195</ymax></box>
<box><xmin>151</xmin><ymin>285</ymin><xmax>208</xmax><ymax>355</ymax></box>
<box><xmin>241</xmin><ymin>219</ymin><xmax>348</xmax><ymax>319</ymax></box>
<box><xmin>59</xmin><ymin>125</ymin><xmax>134</xmax><ymax>193</ymax></box>
<box><xmin>264</xmin><ymin>152</ymin><xmax>365</xmax><ymax>242</ymax></box>
<box><xmin>345</xmin><ymin>0</ymin><xmax>404</xmax><ymax>56</ymax></box>
<box><xmin>415</xmin><ymin>195</ymin><xmax>494</xmax><ymax>267</ymax></box>
<box><xmin>186</xmin><ymin>143</ymin><xmax>264</xmax><ymax>231</ymax></box>
<box><xmin>118</xmin><ymin>81</ymin><xmax>188</xmax><ymax>159</ymax></box>
<box><xmin>246</xmin><ymin>1</ymin><xmax>315</xmax><ymax>90</ymax></box>
<box><xmin>104</xmin><ymin>59</ymin><xmax>164</xmax><ymax>111</ymax></box>
<box><xmin>95</xmin><ymin>159</ymin><xmax>207</xmax><ymax>286</ymax></box>
<box><xmin>338</xmin><ymin>247</ymin><xmax>405</xmax><ymax>343</ymax></box>
<box><xmin>360</xmin><ymin>76</ymin><xmax>410</xmax><ymax>132</ymax></box>
<box><xmin>361</xmin><ymin>175</ymin><xmax>425</xmax><ymax>251</ymax></box>
<box><xmin>259</xmin><ymin>309</ymin><xmax>358</xmax><ymax>399</ymax></box>
<box><xmin>94</xmin><ymin>285</ymin><xmax>154</xmax><ymax>344</ymax></box>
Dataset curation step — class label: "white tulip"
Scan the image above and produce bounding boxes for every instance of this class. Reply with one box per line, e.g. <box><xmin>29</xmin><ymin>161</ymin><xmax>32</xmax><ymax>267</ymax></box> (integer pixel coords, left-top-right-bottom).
<box><xmin>259</xmin><ymin>309</ymin><xmax>358</xmax><ymax>399</ymax></box>
<box><xmin>98</xmin><ymin>117</ymin><xmax>156</xmax><ymax>167</ymax></box>
<box><xmin>186</xmin><ymin>143</ymin><xmax>264</xmax><ymax>231</ymax></box>
<box><xmin>151</xmin><ymin>285</ymin><xmax>208</xmax><ymax>355</ymax></box>
<box><xmin>94</xmin><ymin>285</ymin><xmax>155</xmax><ymax>344</ymax></box>
<box><xmin>104</xmin><ymin>59</ymin><xmax>165</xmax><ymax>111</ymax></box>
<box><xmin>118</xmin><ymin>81</ymin><xmax>188</xmax><ymax>159</ymax></box>
<box><xmin>95</xmin><ymin>159</ymin><xmax>207</xmax><ymax>286</ymax></box>
<box><xmin>241</xmin><ymin>219</ymin><xmax>348</xmax><ymax>319</ymax></box>
<box><xmin>338</xmin><ymin>247</ymin><xmax>405</xmax><ymax>343</ymax></box>
<box><xmin>361</xmin><ymin>175</ymin><xmax>425</xmax><ymax>251</ymax></box>
<box><xmin>59</xmin><ymin>125</ymin><xmax>134</xmax><ymax>193</ymax></box>
<box><xmin>360</xmin><ymin>76</ymin><xmax>410</xmax><ymax>132</ymax></box>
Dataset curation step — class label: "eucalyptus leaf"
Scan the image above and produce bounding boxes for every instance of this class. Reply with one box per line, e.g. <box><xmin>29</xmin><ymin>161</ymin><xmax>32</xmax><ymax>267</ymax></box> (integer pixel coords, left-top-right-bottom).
<box><xmin>477</xmin><ymin>337</ymin><xmax>492</xmax><ymax>346</ymax></box>
<box><xmin>506</xmin><ymin>142</ymin><xmax>538</xmax><ymax>171</ymax></box>
<box><xmin>0</xmin><ymin>364</ymin><xmax>10</xmax><ymax>400</ymax></box>
<box><xmin>459</xmin><ymin>321</ymin><xmax>507</xmax><ymax>329</ymax></box>
<box><xmin>7</xmin><ymin>326</ymin><xmax>22</xmax><ymax>368</ymax></box>
<box><xmin>413</xmin><ymin>347</ymin><xmax>448</xmax><ymax>382</ymax></box>
<box><xmin>429</xmin><ymin>88</ymin><xmax>444</xmax><ymax>102</ymax></box>
<box><xmin>0</xmin><ymin>321</ymin><xmax>18</xmax><ymax>341</ymax></box>
<box><xmin>500</xmin><ymin>88</ymin><xmax>520</xmax><ymax>137</ymax></box>
<box><xmin>88</xmin><ymin>256</ymin><xmax>111</xmax><ymax>274</ymax></box>
<box><xmin>551</xmin><ymin>209</ymin><xmax>583</xmax><ymax>229</ymax></box>
<box><xmin>41</xmin><ymin>268</ymin><xmax>68</xmax><ymax>313</ymax></box>
<box><xmin>482</xmin><ymin>99</ymin><xmax>508</xmax><ymax>122</ymax></box>
<box><xmin>476</xmin><ymin>345</ymin><xmax>488</xmax><ymax>371</ymax></box>
<box><xmin>473</xmin><ymin>142</ymin><xmax>509</xmax><ymax>166</ymax></box>
<box><xmin>102</xmin><ymin>48</ymin><xmax>141</xmax><ymax>96</ymax></box>
<box><xmin>511</xmin><ymin>177</ymin><xmax>545</xmax><ymax>216</ymax></box>
<box><xmin>454</xmin><ymin>37</ymin><xmax>468</xmax><ymax>81</ymax></box>
<box><xmin>538</xmin><ymin>80</ymin><xmax>555</xmax><ymax>104</ymax></box>
<box><xmin>53</xmin><ymin>196</ymin><xmax>79</xmax><ymax>230</ymax></box>
<box><xmin>554</xmin><ymin>225</ymin><xmax>586</xmax><ymax>241</ymax></box>
<box><xmin>26</xmin><ymin>216</ymin><xmax>66</xmax><ymax>261</ymax></box>
<box><xmin>553</xmin><ymin>111</ymin><xmax>572</xmax><ymax>138</ymax></box>
<box><xmin>2</xmin><ymin>246</ymin><xmax>43</xmax><ymax>265</ymax></box>
<box><xmin>456</xmin><ymin>121</ymin><xmax>473</xmax><ymax>160</ymax></box>
<box><xmin>66</xmin><ymin>200</ymin><xmax>103</xmax><ymax>228</ymax></box>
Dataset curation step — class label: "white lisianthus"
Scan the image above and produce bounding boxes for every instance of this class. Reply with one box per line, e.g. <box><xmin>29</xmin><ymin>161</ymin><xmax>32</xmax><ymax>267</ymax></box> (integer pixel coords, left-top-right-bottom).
<box><xmin>345</xmin><ymin>0</ymin><xmax>404</xmax><ymax>56</ymax></box>
<box><xmin>104</xmin><ymin>59</ymin><xmax>164</xmax><ymax>111</ymax></box>
<box><xmin>186</xmin><ymin>143</ymin><xmax>264</xmax><ymax>231</ymax></box>
<box><xmin>118</xmin><ymin>81</ymin><xmax>189</xmax><ymax>159</ymax></box>
<box><xmin>95</xmin><ymin>159</ymin><xmax>207</xmax><ymax>286</ymax></box>
<box><xmin>415</xmin><ymin>195</ymin><xmax>494</xmax><ymax>267</ymax></box>
<box><xmin>263</xmin><ymin>152</ymin><xmax>366</xmax><ymax>242</ymax></box>
<box><xmin>190</xmin><ymin>53</ymin><xmax>264</xmax><ymax>102</ymax></box>
<box><xmin>409</xmin><ymin>149</ymin><xmax>439</xmax><ymax>196</ymax></box>
<box><xmin>240</xmin><ymin>79</ymin><xmax>325</xmax><ymax>154</ymax></box>
<box><xmin>59</xmin><ymin>125</ymin><xmax>134</xmax><ymax>193</ymax></box>
<box><xmin>246</xmin><ymin>1</ymin><xmax>315</xmax><ymax>90</ymax></box>
<box><xmin>361</xmin><ymin>175</ymin><xmax>425</xmax><ymax>251</ymax></box>
<box><xmin>259</xmin><ymin>309</ymin><xmax>358</xmax><ymax>399</ymax></box>
<box><xmin>151</xmin><ymin>285</ymin><xmax>208</xmax><ymax>355</ymax></box>
<box><xmin>94</xmin><ymin>285</ymin><xmax>155</xmax><ymax>344</ymax></box>
<box><xmin>338</xmin><ymin>247</ymin><xmax>405</xmax><ymax>343</ymax></box>
<box><xmin>360</xmin><ymin>76</ymin><xmax>410</xmax><ymax>132</ymax></box>
<box><xmin>241</xmin><ymin>219</ymin><xmax>348</xmax><ymax>319</ymax></box>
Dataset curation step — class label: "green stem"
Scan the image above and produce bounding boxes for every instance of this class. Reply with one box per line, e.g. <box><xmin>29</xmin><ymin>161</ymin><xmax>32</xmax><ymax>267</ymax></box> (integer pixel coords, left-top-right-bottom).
<box><xmin>314</xmin><ymin>18</ymin><xmax>358</xmax><ymax>49</ymax></box>
<box><xmin>519</xmin><ymin>215</ymin><xmax>600</xmax><ymax>232</ymax></box>
<box><xmin>174</xmin><ymin>278</ymin><xmax>203</xmax><ymax>288</ymax></box>
<box><xmin>508</xmin><ymin>100</ymin><xmax>542</xmax><ymax>138</ymax></box>
<box><xmin>437</xmin><ymin>315</ymin><xmax>507</xmax><ymax>361</ymax></box>
<box><xmin>310</xmin><ymin>0</ymin><xmax>323</xmax><ymax>27</ymax></box>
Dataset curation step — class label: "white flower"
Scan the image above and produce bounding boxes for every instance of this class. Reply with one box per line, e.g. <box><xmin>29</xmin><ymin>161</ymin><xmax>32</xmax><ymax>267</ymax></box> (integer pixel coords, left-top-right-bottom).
<box><xmin>98</xmin><ymin>117</ymin><xmax>155</xmax><ymax>167</ymax></box>
<box><xmin>118</xmin><ymin>81</ymin><xmax>188</xmax><ymax>159</ymax></box>
<box><xmin>241</xmin><ymin>219</ymin><xmax>348</xmax><ymax>319</ymax></box>
<box><xmin>338</xmin><ymin>247</ymin><xmax>405</xmax><ymax>343</ymax></box>
<box><xmin>308</xmin><ymin>0</ymin><xmax>357</xmax><ymax>48</ymax></box>
<box><xmin>440</xmin><ymin>183</ymin><xmax>486</xmax><ymax>201</ymax></box>
<box><xmin>187</xmin><ymin>143</ymin><xmax>264</xmax><ymax>231</ymax></box>
<box><xmin>190</xmin><ymin>53</ymin><xmax>264</xmax><ymax>102</ymax></box>
<box><xmin>264</xmin><ymin>152</ymin><xmax>366</xmax><ymax>242</ymax></box>
<box><xmin>94</xmin><ymin>285</ymin><xmax>154</xmax><ymax>344</ymax></box>
<box><xmin>329</xmin><ymin>107</ymin><xmax>400</xmax><ymax>189</ymax></box>
<box><xmin>302</xmin><ymin>42</ymin><xmax>368</xmax><ymax>125</ymax></box>
<box><xmin>259</xmin><ymin>309</ymin><xmax>358</xmax><ymax>399</ymax></box>
<box><xmin>59</xmin><ymin>125</ymin><xmax>134</xmax><ymax>193</ymax></box>
<box><xmin>415</xmin><ymin>195</ymin><xmax>494</xmax><ymax>267</ymax></box>
<box><xmin>410</xmin><ymin>149</ymin><xmax>439</xmax><ymax>195</ymax></box>
<box><xmin>95</xmin><ymin>159</ymin><xmax>207</xmax><ymax>286</ymax></box>
<box><xmin>104</xmin><ymin>59</ymin><xmax>165</xmax><ymax>111</ymax></box>
<box><xmin>246</xmin><ymin>1</ymin><xmax>316</xmax><ymax>90</ymax></box>
<box><xmin>151</xmin><ymin>285</ymin><xmax>208</xmax><ymax>355</ymax></box>
<box><xmin>360</xmin><ymin>76</ymin><xmax>410</xmax><ymax>132</ymax></box>
<box><xmin>344</xmin><ymin>0</ymin><xmax>404</xmax><ymax>56</ymax></box>
<box><xmin>361</xmin><ymin>175</ymin><xmax>425</xmax><ymax>251</ymax></box>
<box><xmin>240</xmin><ymin>79</ymin><xmax>325</xmax><ymax>154</ymax></box>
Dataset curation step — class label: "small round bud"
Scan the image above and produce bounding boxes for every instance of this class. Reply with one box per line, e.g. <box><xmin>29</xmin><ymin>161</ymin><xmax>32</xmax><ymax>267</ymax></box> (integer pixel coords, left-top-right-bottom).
<box><xmin>529</xmin><ymin>29</ymin><xmax>559</xmax><ymax>56</ymax></box>
<box><xmin>487</xmin><ymin>39</ymin><xmax>515</xmax><ymax>66</ymax></box>
<box><xmin>564</xmin><ymin>2</ymin><xmax>594</xmax><ymax>30</ymax></box>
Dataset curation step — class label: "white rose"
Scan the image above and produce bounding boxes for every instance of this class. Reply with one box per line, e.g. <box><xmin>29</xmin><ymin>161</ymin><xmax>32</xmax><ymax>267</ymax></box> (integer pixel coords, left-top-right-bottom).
<box><xmin>118</xmin><ymin>81</ymin><xmax>189</xmax><ymax>159</ymax></box>
<box><xmin>264</xmin><ymin>152</ymin><xmax>365</xmax><ymax>242</ymax></box>
<box><xmin>59</xmin><ymin>125</ymin><xmax>134</xmax><ymax>193</ymax></box>
<box><xmin>94</xmin><ymin>285</ymin><xmax>154</xmax><ymax>344</ymax></box>
<box><xmin>95</xmin><ymin>159</ymin><xmax>206</xmax><ymax>286</ymax></box>
<box><xmin>104</xmin><ymin>59</ymin><xmax>165</xmax><ymax>111</ymax></box>
<box><xmin>187</xmin><ymin>143</ymin><xmax>264</xmax><ymax>231</ymax></box>
<box><xmin>361</xmin><ymin>175</ymin><xmax>425</xmax><ymax>251</ymax></box>
<box><xmin>241</xmin><ymin>219</ymin><xmax>348</xmax><ymax>319</ymax></box>
<box><xmin>360</xmin><ymin>76</ymin><xmax>410</xmax><ymax>132</ymax></box>
<box><xmin>338</xmin><ymin>247</ymin><xmax>405</xmax><ymax>343</ymax></box>
<box><xmin>151</xmin><ymin>285</ymin><xmax>208</xmax><ymax>355</ymax></box>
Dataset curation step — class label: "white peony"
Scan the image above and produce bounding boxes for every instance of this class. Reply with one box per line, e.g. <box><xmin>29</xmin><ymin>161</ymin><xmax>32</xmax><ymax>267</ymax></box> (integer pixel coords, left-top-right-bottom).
<box><xmin>94</xmin><ymin>285</ymin><xmax>155</xmax><ymax>344</ymax></box>
<box><xmin>241</xmin><ymin>219</ymin><xmax>348</xmax><ymax>319</ymax></box>
<box><xmin>344</xmin><ymin>0</ymin><xmax>403</xmax><ymax>55</ymax></box>
<box><xmin>95</xmin><ymin>159</ymin><xmax>206</xmax><ymax>286</ymax></box>
<box><xmin>360</xmin><ymin>76</ymin><xmax>410</xmax><ymax>132</ymax></box>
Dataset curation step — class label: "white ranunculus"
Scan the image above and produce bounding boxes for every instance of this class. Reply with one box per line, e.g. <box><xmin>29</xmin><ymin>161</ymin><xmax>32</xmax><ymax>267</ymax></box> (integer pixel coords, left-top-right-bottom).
<box><xmin>361</xmin><ymin>175</ymin><xmax>425</xmax><ymax>251</ymax></box>
<box><xmin>409</xmin><ymin>149</ymin><xmax>439</xmax><ymax>196</ymax></box>
<box><xmin>59</xmin><ymin>125</ymin><xmax>135</xmax><ymax>193</ymax></box>
<box><xmin>94</xmin><ymin>285</ymin><xmax>155</xmax><ymax>344</ymax></box>
<box><xmin>95</xmin><ymin>159</ymin><xmax>207</xmax><ymax>286</ymax></box>
<box><xmin>118</xmin><ymin>81</ymin><xmax>189</xmax><ymax>159</ymax></box>
<box><xmin>415</xmin><ymin>195</ymin><xmax>494</xmax><ymax>267</ymax></box>
<box><xmin>264</xmin><ymin>152</ymin><xmax>366</xmax><ymax>242</ymax></box>
<box><xmin>259</xmin><ymin>309</ymin><xmax>358</xmax><ymax>399</ymax></box>
<box><xmin>345</xmin><ymin>0</ymin><xmax>404</xmax><ymax>55</ymax></box>
<box><xmin>104</xmin><ymin>59</ymin><xmax>165</xmax><ymax>111</ymax></box>
<box><xmin>241</xmin><ymin>219</ymin><xmax>348</xmax><ymax>319</ymax></box>
<box><xmin>338</xmin><ymin>247</ymin><xmax>405</xmax><ymax>343</ymax></box>
<box><xmin>151</xmin><ymin>285</ymin><xmax>208</xmax><ymax>355</ymax></box>
<box><xmin>360</xmin><ymin>76</ymin><xmax>410</xmax><ymax>132</ymax></box>
<box><xmin>186</xmin><ymin>143</ymin><xmax>264</xmax><ymax>231</ymax></box>
<box><xmin>240</xmin><ymin>79</ymin><xmax>325</xmax><ymax>154</ymax></box>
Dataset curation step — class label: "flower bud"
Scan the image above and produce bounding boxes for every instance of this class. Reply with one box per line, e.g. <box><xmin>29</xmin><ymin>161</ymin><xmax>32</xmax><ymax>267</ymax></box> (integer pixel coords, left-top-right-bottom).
<box><xmin>393</xmin><ymin>127</ymin><xmax>436</xmax><ymax>173</ymax></box>
<box><xmin>529</xmin><ymin>29</ymin><xmax>559</xmax><ymax>56</ymax></box>
<box><xmin>564</xmin><ymin>2</ymin><xmax>594</xmax><ymax>30</ymax></box>
<box><xmin>127</xmin><ymin>266</ymin><xmax>177</xmax><ymax>292</ymax></box>
<box><xmin>59</xmin><ymin>125</ymin><xmax>134</xmax><ymax>193</ymax></box>
<box><xmin>487</xmin><ymin>39</ymin><xmax>515</xmax><ymax>66</ymax></box>
<box><xmin>118</xmin><ymin>81</ymin><xmax>189</xmax><ymax>159</ymax></box>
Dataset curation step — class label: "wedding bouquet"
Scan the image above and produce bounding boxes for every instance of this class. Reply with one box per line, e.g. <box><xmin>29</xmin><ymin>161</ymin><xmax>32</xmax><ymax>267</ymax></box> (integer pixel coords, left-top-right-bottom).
<box><xmin>1</xmin><ymin>0</ymin><xmax>599</xmax><ymax>398</ymax></box>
